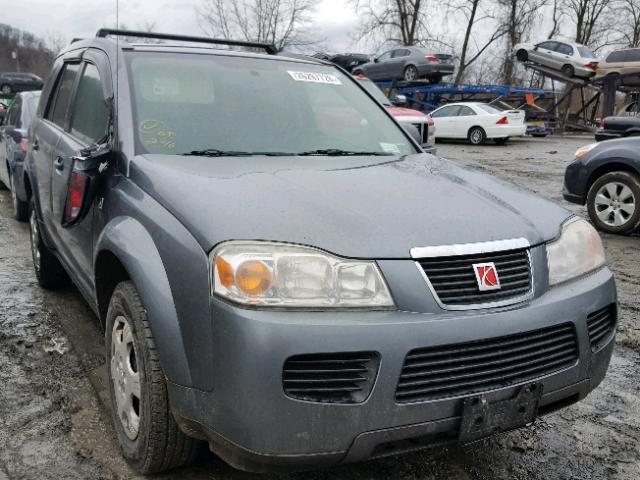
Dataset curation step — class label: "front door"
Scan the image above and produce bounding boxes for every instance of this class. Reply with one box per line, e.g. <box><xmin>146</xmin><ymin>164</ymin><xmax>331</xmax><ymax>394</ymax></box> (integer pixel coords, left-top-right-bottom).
<box><xmin>34</xmin><ymin>62</ymin><xmax>82</xmax><ymax>230</ymax></box>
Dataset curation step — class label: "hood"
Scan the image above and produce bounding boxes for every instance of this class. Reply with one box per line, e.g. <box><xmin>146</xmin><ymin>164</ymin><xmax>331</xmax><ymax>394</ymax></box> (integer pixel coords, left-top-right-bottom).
<box><xmin>386</xmin><ymin>105</ymin><xmax>428</xmax><ymax>120</ymax></box>
<box><xmin>130</xmin><ymin>154</ymin><xmax>571</xmax><ymax>258</ymax></box>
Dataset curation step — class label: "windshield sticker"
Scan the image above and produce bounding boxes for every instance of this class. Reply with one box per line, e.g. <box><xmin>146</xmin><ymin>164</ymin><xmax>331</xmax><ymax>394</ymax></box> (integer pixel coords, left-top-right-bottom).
<box><xmin>139</xmin><ymin>120</ymin><xmax>177</xmax><ymax>150</ymax></box>
<box><xmin>379</xmin><ymin>143</ymin><xmax>401</xmax><ymax>155</ymax></box>
<box><xmin>287</xmin><ymin>71</ymin><xmax>342</xmax><ymax>85</ymax></box>
<box><xmin>152</xmin><ymin>78</ymin><xmax>181</xmax><ymax>96</ymax></box>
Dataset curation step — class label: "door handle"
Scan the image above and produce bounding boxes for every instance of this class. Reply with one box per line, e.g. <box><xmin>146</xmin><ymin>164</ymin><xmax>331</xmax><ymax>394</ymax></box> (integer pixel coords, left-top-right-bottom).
<box><xmin>54</xmin><ymin>156</ymin><xmax>64</xmax><ymax>172</ymax></box>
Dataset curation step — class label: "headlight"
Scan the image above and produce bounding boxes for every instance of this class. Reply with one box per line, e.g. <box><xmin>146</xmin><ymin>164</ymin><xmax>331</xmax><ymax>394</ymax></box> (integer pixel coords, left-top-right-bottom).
<box><xmin>574</xmin><ymin>143</ymin><xmax>598</xmax><ymax>159</ymax></box>
<box><xmin>211</xmin><ymin>241</ymin><xmax>395</xmax><ymax>308</ymax></box>
<box><xmin>547</xmin><ymin>217</ymin><xmax>606</xmax><ymax>286</ymax></box>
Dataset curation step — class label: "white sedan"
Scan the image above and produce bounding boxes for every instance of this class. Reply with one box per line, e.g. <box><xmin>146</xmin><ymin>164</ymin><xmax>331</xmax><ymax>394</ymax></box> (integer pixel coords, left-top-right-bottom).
<box><xmin>429</xmin><ymin>102</ymin><xmax>526</xmax><ymax>145</ymax></box>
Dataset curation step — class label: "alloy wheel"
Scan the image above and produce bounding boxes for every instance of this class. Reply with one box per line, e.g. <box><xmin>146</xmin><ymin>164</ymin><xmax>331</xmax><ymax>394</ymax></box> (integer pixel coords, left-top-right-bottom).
<box><xmin>111</xmin><ymin>315</ymin><xmax>142</xmax><ymax>441</ymax></box>
<box><xmin>594</xmin><ymin>181</ymin><xmax>636</xmax><ymax>227</ymax></box>
<box><xmin>404</xmin><ymin>66</ymin><xmax>417</xmax><ymax>81</ymax></box>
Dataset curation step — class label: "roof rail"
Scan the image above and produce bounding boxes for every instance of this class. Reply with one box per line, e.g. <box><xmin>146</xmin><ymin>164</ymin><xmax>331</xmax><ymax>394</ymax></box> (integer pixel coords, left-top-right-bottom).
<box><xmin>95</xmin><ymin>28</ymin><xmax>278</xmax><ymax>55</ymax></box>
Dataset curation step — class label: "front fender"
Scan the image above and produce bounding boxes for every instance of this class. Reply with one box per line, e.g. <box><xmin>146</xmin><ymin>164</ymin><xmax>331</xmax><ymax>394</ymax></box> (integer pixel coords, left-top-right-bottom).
<box><xmin>95</xmin><ymin>216</ymin><xmax>193</xmax><ymax>387</ymax></box>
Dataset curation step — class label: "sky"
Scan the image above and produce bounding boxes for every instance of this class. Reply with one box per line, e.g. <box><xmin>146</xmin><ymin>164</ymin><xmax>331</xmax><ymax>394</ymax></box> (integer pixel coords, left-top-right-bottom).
<box><xmin>0</xmin><ymin>0</ymin><xmax>361</xmax><ymax>52</ymax></box>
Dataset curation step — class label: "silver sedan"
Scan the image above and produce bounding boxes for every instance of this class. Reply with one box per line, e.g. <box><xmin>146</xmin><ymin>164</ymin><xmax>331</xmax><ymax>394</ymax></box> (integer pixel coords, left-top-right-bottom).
<box><xmin>514</xmin><ymin>40</ymin><xmax>599</xmax><ymax>78</ymax></box>
<box><xmin>354</xmin><ymin>46</ymin><xmax>455</xmax><ymax>82</ymax></box>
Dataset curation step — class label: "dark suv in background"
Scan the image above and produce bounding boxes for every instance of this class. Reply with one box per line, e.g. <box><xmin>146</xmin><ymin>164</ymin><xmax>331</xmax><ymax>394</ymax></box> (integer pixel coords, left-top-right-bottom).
<box><xmin>25</xmin><ymin>29</ymin><xmax>616</xmax><ymax>474</ymax></box>
<box><xmin>0</xmin><ymin>72</ymin><xmax>43</xmax><ymax>94</ymax></box>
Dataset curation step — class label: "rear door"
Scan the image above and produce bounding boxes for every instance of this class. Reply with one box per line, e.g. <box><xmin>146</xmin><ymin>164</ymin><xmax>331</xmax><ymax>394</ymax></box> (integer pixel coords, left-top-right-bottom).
<box><xmin>32</xmin><ymin>61</ymin><xmax>82</xmax><ymax>233</ymax></box>
<box><xmin>50</xmin><ymin>55</ymin><xmax>111</xmax><ymax>288</ymax></box>
<box><xmin>454</xmin><ymin>105</ymin><xmax>478</xmax><ymax>137</ymax></box>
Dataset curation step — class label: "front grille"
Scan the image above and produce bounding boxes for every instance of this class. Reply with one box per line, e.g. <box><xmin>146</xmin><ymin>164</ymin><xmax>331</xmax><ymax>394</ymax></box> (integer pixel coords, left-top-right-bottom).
<box><xmin>411</xmin><ymin>122</ymin><xmax>428</xmax><ymax>143</ymax></box>
<box><xmin>587</xmin><ymin>305</ymin><xmax>616</xmax><ymax>352</ymax></box>
<box><xmin>418</xmin><ymin>248</ymin><xmax>532</xmax><ymax>306</ymax></box>
<box><xmin>283</xmin><ymin>352</ymin><xmax>379</xmax><ymax>404</ymax></box>
<box><xmin>395</xmin><ymin>323</ymin><xmax>578</xmax><ymax>403</ymax></box>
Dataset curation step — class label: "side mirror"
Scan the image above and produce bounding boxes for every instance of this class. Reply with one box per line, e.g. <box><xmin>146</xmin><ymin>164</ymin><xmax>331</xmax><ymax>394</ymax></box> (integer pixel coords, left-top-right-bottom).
<box><xmin>391</xmin><ymin>94</ymin><xmax>408</xmax><ymax>106</ymax></box>
<box><xmin>402</xmin><ymin>123</ymin><xmax>422</xmax><ymax>145</ymax></box>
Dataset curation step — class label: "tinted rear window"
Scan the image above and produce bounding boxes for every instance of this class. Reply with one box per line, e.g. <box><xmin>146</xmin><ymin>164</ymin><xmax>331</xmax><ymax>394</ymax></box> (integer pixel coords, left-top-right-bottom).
<box><xmin>607</xmin><ymin>50</ymin><xmax>626</xmax><ymax>62</ymax></box>
<box><xmin>476</xmin><ymin>104</ymin><xmax>502</xmax><ymax>114</ymax></box>
<box><xmin>577</xmin><ymin>46</ymin><xmax>595</xmax><ymax>58</ymax></box>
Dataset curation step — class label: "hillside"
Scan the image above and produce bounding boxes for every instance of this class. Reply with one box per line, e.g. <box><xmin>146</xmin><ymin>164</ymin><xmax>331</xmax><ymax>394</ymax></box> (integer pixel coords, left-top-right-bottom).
<box><xmin>0</xmin><ymin>23</ymin><xmax>54</xmax><ymax>78</ymax></box>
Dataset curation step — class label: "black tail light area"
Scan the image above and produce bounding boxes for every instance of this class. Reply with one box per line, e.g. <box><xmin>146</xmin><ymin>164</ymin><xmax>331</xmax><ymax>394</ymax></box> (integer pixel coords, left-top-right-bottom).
<box><xmin>64</xmin><ymin>171</ymin><xmax>89</xmax><ymax>224</ymax></box>
<box><xmin>283</xmin><ymin>352</ymin><xmax>379</xmax><ymax>404</ymax></box>
<box><xmin>587</xmin><ymin>304</ymin><xmax>616</xmax><ymax>352</ymax></box>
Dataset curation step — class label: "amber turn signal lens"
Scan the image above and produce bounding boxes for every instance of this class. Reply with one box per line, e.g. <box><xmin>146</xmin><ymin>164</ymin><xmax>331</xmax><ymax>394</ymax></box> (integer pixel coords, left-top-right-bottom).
<box><xmin>235</xmin><ymin>260</ymin><xmax>273</xmax><ymax>295</ymax></box>
<box><xmin>216</xmin><ymin>256</ymin><xmax>235</xmax><ymax>288</ymax></box>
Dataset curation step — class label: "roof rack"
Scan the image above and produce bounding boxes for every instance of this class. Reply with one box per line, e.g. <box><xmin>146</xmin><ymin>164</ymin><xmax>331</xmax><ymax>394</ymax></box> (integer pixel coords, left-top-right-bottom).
<box><xmin>95</xmin><ymin>28</ymin><xmax>277</xmax><ymax>55</ymax></box>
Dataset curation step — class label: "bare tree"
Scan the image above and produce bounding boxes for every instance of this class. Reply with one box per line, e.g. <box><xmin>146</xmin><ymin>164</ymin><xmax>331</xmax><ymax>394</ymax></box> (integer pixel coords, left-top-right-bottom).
<box><xmin>546</xmin><ymin>0</ymin><xmax>564</xmax><ymax>39</ymax></box>
<box><xmin>617</xmin><ymin>0</ymin><xmax>640</xmax><ymax>48</ymax></box>
<box><xmin>351</xmin><ymin>0</ymin><xmax>429</xmax><ymax>47</ymax></box>
<box><xmin>452</xmin><ymin>0</ymin><xmax>507</xmax><ymax>84</ymax></box>
<box><xmin>562</xmin><ymin>0</ymin><xmax>613</xmax><ymax>46</ymax></box>
<box><xmin>498</xmin><ymin>0</ymin><xmax>547</xmax><ymax>85</ymax></box>
<box><xmin>195</xmin><ymin>0</ymin><xmax>316</xmax><ymax>51</ymax></box>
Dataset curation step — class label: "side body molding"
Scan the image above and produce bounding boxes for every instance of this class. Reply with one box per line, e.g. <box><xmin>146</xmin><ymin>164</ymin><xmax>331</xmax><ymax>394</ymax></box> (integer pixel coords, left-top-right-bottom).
<box><xmin>95</xmin><ymin>216</ymin><xmax>193</xmax><ymax>387</ymax></box>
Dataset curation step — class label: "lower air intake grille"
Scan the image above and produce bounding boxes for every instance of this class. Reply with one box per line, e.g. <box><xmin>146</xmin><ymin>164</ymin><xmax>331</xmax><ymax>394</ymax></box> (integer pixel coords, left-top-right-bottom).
<box><xmin>587</xmin><ymin>305</ymin><xmax>616</xmax><ymax>352</ymax></box>
<box><xmin>395</xmin><ymin>323</ymin><xmax>578</xmax><ymax>403</ymax></box>
<box><xmin>283</xmin><ymin>352</ymin><xmax>379</xmax><ymax>404</ymax></box>
<box><xmin>418</xmin><ymin>248</ymin><xmax>532</xmax><ymax>306</ymax></box>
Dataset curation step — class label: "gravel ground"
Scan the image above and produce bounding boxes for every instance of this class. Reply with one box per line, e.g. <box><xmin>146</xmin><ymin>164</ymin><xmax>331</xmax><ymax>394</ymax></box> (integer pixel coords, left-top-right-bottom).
<box><xmin>0</xmin><ymin>135</ymin><xmax>639</xmax><ymax>480</ymax></box>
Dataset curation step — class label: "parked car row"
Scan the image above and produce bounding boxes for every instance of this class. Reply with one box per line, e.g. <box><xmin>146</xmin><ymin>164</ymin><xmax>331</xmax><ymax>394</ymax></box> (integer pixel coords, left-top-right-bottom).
<box><xmin>0</xmin><ymin>90</ymin><xmax>40</xmax><ymax>221</ymax></box>
<box><xmin>514</xmin><ymin>40</ymin><xmax>640</xmax><ymax>83</ymax></box>
<box><xmin>8</xmin><ymin>29</ymin><xmax>616</xmax><ymax>475</ymax></box>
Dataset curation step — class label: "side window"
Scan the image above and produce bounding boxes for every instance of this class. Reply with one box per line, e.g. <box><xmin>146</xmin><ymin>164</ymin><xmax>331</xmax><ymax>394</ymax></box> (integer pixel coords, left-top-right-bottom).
<box><xmin>457</xmin><ymin>106</ymin><xmax>476</xmax><ymax>116</ymax></box>
<box><xmin>560</xmin><ymin>44</ymin><xmax>574</xmax><ymax>55</ymax></box>
<box><xmin>47</xmin><ymin>63</ymin><xmax>81</xmax><ymax>128</ymax></box>
<box><xmin>606</xmin><ymin>51</ymin><xmax>625</xmax><ymax>62</ymax></box>
<box><xmin>393</xmin><ymin>49</ymin><xmax>410</xmax><ymax>58</ymax></box>
<box><xmin>628</xmin><ymin>49</ymin><xmax>640</xmax><ymax>62</ymax></box>
<box><xmin>377</xmin><ymin>51</ymin><xmax>393</xmax><ymax>62</ymax></box>
<box><xmin>69</xmin><ymin>63</ymin><xmax>110</xmax><ymax>144</ymax></box>
<box><xmin>432</xmin><ymin>105</ymin><xmax>461</xmax><ymax>118</ymax></box>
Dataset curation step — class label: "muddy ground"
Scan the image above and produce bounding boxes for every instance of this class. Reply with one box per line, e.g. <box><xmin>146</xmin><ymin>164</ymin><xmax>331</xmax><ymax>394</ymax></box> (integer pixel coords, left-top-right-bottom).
<box><xmin>0</xmin><ymin>136</ymin><xmax>639</xmax><ymax>480</ymax></box>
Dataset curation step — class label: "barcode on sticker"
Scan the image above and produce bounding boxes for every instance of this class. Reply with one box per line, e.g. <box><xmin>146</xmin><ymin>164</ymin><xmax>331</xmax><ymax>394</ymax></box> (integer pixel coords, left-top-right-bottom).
<box><xmin>287</xmin><ymin>71</ymin><xmax>342</xmax><ymax>85</ymax></box>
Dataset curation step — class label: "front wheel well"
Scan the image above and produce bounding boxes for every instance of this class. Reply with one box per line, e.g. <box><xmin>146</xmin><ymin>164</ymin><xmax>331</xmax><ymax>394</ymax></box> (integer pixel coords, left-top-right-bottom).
<box><xmin>95</xmin><ymin>250</ymin><xmax>131</xmax><ymax>329</ymax></box>
<box><xmin>586</xmin><ymin>162</ymin><xmax>640</xmax><ymax>198</ymax></box>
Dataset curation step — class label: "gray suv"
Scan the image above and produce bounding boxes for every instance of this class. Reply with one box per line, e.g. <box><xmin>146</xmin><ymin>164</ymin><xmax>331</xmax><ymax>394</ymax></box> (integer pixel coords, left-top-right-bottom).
<box><xmin>25</xmin><ymin>30</ymin><xmax>616</xmax><ymax>474</ymax></box>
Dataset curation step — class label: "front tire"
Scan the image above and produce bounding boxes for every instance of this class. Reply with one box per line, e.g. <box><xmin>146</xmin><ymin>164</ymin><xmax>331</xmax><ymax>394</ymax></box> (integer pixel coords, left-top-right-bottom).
<box><xmin>516</xmin><ymin>49</ymin><xmax>528</xmax><ymax>62</ymax></box>
<box><xmin>468</xmin><ymin>127</ymin><xmax>486</xmax><ymax>145</ymax></box>
<box><xmin>587</xmin><ymin>171</ymin><xmax>640</xmax><ymax>235</ymax></box>
<box><xmin>106</xmin><ymin>281</ymin><xmax>201</xmax><ymax>474</ymax></box>
<box><xmin>28</xmin><ymin>199</ymin><xmax>66</xmax><ymax>288</ymax></box>
<box><xmin>403</xmin><ymin>65</ymin><xmax>418</xmax><ymax>81</ymax></box>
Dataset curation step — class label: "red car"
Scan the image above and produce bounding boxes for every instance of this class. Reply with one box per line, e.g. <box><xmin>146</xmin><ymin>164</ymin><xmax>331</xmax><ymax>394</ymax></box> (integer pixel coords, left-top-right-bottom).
<box><xmin>356</xmin><ymin>75</ymin><xmax>436</xmax><ymax>153</ymax></box>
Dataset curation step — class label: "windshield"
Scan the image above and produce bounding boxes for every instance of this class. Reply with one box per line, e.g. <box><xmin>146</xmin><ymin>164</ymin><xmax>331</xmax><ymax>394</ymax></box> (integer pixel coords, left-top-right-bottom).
<box><xmin>357</xmin><ymin>79</ymin><xmax>391</xmax><ymax>106</ymax></box>
<box><xmin>126</xmin><ymin>52</ymin><xmax>416</xmax><ymax>156</ymax></box>
<box><xmin>578</xmin><ymin>46</ymin><xmax>595</xmax><ymax>58</ymax></box>
<box><xmin>476</xmin><ymin>103</ymin><xmax>502</xmax><ymax>114</ymax></box>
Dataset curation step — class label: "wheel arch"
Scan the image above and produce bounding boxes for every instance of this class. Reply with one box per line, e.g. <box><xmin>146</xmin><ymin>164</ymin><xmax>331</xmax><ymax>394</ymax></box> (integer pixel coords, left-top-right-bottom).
<box><xmin>95</xmin><ymin>216</ymin><xmax>193</xmax><ymax>387</ymax></box>
<box><xmin>586</xmin><ymin>161</ymin><xmax>640</xmax><ymax>200</ymax></box>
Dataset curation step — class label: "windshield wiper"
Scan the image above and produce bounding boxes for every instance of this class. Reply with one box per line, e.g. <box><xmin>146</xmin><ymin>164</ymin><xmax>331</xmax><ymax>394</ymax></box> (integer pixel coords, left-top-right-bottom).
<box><xmin>182</xmin><ymin>149</ymin><xmax>250</xmax><ymax>156</ymax></box>
<box><xmin>296</xmin><ymin>149</ymin><xmax>395</xmax><ymax>156</ymax></box>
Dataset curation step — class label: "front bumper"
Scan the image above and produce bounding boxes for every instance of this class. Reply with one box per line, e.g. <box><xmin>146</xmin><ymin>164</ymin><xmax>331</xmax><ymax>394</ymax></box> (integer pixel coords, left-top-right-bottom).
<box><xmin>595</xmin><ymin>129</ymin><xmax>623</xmax><ymax>142</ymax></box>
<box><xmin>168</xmin><ymin>266</ymin><xmax>616</xmax><ymax>472</ymax></box>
